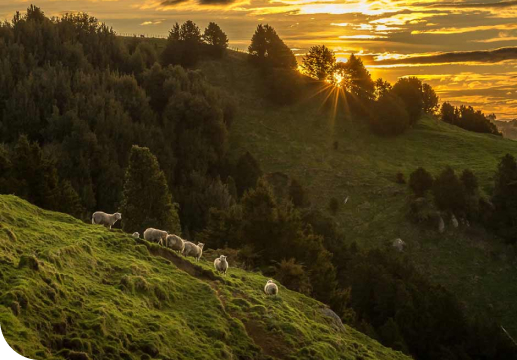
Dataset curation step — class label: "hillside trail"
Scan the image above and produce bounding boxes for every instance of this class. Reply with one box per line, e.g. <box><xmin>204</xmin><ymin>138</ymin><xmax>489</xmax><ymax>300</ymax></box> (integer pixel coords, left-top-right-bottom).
<box><xmin>137</xmin><ymin>239</ymin><xmax>289</xmax><ymax>359</ymax></box>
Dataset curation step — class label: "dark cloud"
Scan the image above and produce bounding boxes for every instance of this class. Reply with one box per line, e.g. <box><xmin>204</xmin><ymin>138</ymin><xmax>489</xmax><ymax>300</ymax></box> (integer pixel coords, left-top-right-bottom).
<box><xmin>427</xmin><ymin>0</ymin><xmax>517</xmax><ymax>8</ymax></box>
<box><xmin>161</xmin><ymin>0</ymin><xmax>190</xmax><ymax>5</ymax></box>
<box><xmin>374</xmin><ymin>47</ymin><xmax>517</xmax><ymax>65</ymax></box>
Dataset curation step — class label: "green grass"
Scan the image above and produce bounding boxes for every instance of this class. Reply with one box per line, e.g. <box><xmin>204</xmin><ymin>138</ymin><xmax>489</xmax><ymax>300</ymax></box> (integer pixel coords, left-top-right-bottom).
<box><xmin>0</xmin><ymin>195</ymin><xmax>408</xmax><ymax>360</ymax></box>
<box><xmin>198</xmin><ymin>51</ymin><xmax>517</xmax><ymax>336</ymax></box>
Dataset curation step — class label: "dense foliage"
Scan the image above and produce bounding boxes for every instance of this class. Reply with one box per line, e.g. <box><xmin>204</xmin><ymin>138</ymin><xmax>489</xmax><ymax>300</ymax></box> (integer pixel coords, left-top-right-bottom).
<box><xmin>2</xmin><ymin>7</ymin><xmax>516</xmax><ymax>360</ymax></box>
<box><xmin>441</xmin><ymin>102</ymin><xmax>501</xmax><ymax>135</ymax></box>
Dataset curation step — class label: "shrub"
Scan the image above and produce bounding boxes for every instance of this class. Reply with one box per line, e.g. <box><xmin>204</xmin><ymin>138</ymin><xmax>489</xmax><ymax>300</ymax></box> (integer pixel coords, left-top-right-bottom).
<box><xmin>329</xmin><ymin>197</ymin><xmax>339</xmax><ymax>215</ymax></box>
<box><xmin>396</xmin><ymin>172</ymin><xmax>406</xmax><ymax>184</ymax></box>
<box><xmin>409</xmin><ymin>167</ymin><xmax>434</xmax><ymax>196</ymax></box>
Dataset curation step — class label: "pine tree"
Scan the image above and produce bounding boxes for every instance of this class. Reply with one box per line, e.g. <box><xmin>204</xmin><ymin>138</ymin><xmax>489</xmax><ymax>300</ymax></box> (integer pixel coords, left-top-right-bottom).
<box><xmin>120</xmin><ymin>145</ymin><xmax>181</xmax><ymax>234</ymax></box>
<box><xmin>492</xmin><ymin>154</ymin><xmax>517</xmax><ymax>241</ymax></box>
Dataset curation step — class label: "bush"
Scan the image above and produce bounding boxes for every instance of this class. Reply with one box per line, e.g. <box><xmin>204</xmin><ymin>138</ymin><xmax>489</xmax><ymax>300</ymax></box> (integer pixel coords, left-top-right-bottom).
<box><xmin>274</xmin><ymin>258</ymin><xmax>312</xmax><ymax>295</ymax></box>
<box><xmin>432</xmin><ymin>167</ymin><xmax>466</xmax><ymax>213</ymax></box>
<box><xmin>329</xmin><ymin>197</ymin><xmax>339</xmax><ymax>215</ymax></box>
<box><xmin>369</xmin><ymin>92</ymin><xmax>410</xmax><ymax>136</ymax></box>
<box><xmin>395</xmin><ymin>172</ymin><xmax>406</xmax><ymax>184</ymax></box>
<box><xmin>409</xmin><ymin>168</ymin><xmax>434</xmax><ymax>196</ymax></box>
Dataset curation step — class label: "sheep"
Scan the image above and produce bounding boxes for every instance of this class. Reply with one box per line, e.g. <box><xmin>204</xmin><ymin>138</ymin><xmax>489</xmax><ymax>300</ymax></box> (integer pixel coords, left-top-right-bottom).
<box><xmin>92</xmin><ymin>212</ymin><xmax>121</xmax><ymax>229</ymax></box>
<box><xmin>166</xmin><ymin>234</ymin><xmax>185</xmax><ymax>253</ymax></box>
<box><xmin>183</xmin><ymin>242</ymin><xmax>204</xmax><ymax>262</ymax></box>
<box><xmin>132</xmin><ymin>232</ymin><xmax>140</xmax><ymax>239</ymax></box>
<box><xmin>264</xmin><ymin>279</ymin><xmax>278</xmax><ymax>296</ymax></box>
<box><xmin>392</xmin><ymin>238</ymin><xmax>405</xmax><ymax>252</ymax></box>
<box><xmin>214</xmin><ymin>255</ymin><xmax>228</xmax><ymax>276</ymax></box>
<box><xmin>143</xmin><ymin>228</ymin><xmax>168</xmax><ymax>246</ymax></box>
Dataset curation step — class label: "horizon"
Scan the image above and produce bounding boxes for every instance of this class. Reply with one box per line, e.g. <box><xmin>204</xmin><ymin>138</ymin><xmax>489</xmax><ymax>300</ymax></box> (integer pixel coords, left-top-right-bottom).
<box><xmin>1</xmin><ymin>1</ymin><xmax>517</xmax><ymax>120</ymax></box>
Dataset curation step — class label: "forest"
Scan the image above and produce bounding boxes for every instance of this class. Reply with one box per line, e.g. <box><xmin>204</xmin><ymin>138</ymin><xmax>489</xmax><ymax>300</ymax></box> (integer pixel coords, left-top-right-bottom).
<box><xmin>0</xmin><ymin>6</ymin><xmax>516</xmax><ymax>359</ymax></box>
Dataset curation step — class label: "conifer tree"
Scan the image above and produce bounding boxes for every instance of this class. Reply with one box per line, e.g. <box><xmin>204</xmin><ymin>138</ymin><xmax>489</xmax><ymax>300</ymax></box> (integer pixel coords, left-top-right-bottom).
<box><xmin>203</xmin><ymin>22</ymin><xmax>228</xmax><ymax>57</ymax></box>
<box><xmin>121</xmin><ymin>145</ymin><xmax>181</xmax><ymax>234</ymax></box>
<box><xmin>234</xmin><ymin>151</ymin><xmax>263</xmax><ymax>196</ymax></box>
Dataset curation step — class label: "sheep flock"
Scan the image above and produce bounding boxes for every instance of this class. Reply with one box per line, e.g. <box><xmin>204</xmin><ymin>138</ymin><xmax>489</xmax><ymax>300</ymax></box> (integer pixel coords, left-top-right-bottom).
<box><xmin>91</xmin><ymin>211</ymin><xmax>279</xmax><ymax>296</ymax></box>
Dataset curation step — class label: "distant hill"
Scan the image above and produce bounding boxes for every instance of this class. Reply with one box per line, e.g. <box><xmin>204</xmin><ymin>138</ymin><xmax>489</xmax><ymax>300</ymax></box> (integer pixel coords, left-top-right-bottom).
<box><xmin>495</xmin><ymin>120</ymin><xmax>517</xmax><ymax>140</ymax></box>
<box><xmin>0</xmin><ymin>195</ymin><xmax>409</xmax><ymax>360</ymax></box>
<box><xmin>195</xmin><ymin>50</ymin><xmax>517</xmax><ymax>336</ymax></box>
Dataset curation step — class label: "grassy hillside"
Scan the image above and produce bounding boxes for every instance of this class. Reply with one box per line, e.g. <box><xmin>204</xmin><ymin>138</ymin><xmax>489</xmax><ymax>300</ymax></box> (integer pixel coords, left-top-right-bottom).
<box><xmin>0</xmin><ymin>195</ymin><xmax>409</xmax><ymax>360</ymax></box>
<box><xmin>198</xmin><ymin>51</ymin><xmax>517</xmax><ymax>335</ymax></box>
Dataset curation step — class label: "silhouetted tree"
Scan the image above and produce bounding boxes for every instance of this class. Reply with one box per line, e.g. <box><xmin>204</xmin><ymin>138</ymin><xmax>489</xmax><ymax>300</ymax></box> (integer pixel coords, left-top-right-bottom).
<box><xmin>392</xmin><ymin>77</ymin><xmax>424</xmax><ymax>125</ymax></box>
<box><xmin>301</xmin><ymin>45</ymin><xmax>336</xmax><ymax>81</ymax></box>
<box><xmin>203</xmin><ymin>22</ymin><xmax>228</xmax><ymax>57</ymax></box>
<box><xmin>422</xmin><ymin>83</ymin><xmax>439</xmax><ymax>114</ymax></box>
<box><xmin>248</xmin><ymin>24</ymin><xmax>296</xmax><ymax>69</ymax></box>
<box><xmin>432</xmin><ymin>166</ymin><xmax>466</xmax><ymax>213</ymax></box>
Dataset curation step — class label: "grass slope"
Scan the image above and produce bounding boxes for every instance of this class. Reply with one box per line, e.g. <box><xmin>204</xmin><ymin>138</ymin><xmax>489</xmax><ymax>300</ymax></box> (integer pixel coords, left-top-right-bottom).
<box><xmin>198</xmin><ymin>51</ymin><xmax>517</xmax><ymax>335</ymax></box>
<box><xmin>0</xmin><ymin>195</ymin><xmax>408</xmax><ymax>360</ymax></box>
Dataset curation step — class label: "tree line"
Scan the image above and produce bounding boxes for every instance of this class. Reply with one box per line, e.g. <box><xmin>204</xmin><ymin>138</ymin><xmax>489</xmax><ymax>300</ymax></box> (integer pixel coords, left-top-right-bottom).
<box><xmin>0</xmin><ymin>6</ymin><xmax>515</xmax><ymax>360</ymax></box>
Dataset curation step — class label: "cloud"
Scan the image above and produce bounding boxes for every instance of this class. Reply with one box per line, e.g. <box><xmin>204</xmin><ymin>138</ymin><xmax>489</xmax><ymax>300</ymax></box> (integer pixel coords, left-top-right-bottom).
<box><xmin>427</xmin><ymin>0</ymin><xmax>517</xmax><ymax>9</ymax></box>
<box><xmin>373</xmin><ymin>47</ymin><xmax>517</xmax><ymax>65</ymax></box>
<box><xmin>412</xmin><ymin>23</ymin><xmax>517</xmax><ymax>35</ymax></box>
<box><xmin>160</xmin><ymin>0</ymin><xmax>236</xmax><ymax>5</ymax></box>
<box><xmin>140</xmin><ymin>20</ymin><xmax>163</xmax><ymax>25</ymax></box>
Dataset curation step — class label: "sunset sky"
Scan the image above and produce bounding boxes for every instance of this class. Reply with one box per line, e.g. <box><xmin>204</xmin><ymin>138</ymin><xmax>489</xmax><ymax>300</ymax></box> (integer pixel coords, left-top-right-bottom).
<box><xmin>2</xmin><ymin>0</ymin><xmax>517</xmax><ymax>119</ymax></box>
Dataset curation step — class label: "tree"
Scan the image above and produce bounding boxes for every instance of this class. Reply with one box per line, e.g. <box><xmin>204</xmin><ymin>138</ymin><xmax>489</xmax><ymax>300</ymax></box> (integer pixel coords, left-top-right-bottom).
<box><xmin>392</xmin><ymin>77</ymin><xmax>424</xmax><ymax>125</ymax></box>
<box><xmin>161</xmin><ymin>20</ymin><xmax>203</xmax><ymax>68</ymax></box>
<box><xmin>432</xmin><ymin>167</ymin><xmax>466</xmax><ymax>213</ymax></box>
<box><xmin>460</xmin><ymin>169</ymin><xmax>478</xmax><ymax>195</ymax></box>
<box><xmin>234</xmin><ymin>151</ymin><xmax>263</xmax><ymax>196</ymax></box>
<box><xmin>343</xmin><ymin>54</ymin><xmax>375</xmax><ymax>101</ymax></box>
<box><xmin>301</xmin><ymin>45</ymin><xmax>336</xmax><ymax>81</ymax></box>
<box><xmin>120</xmin><ymin>145</ymin><xmax>181</xmax><ymax>234</ymax></box>
<box><xmin>369</xmin><ymin>92</ymin><xmax>410</xmax><ymax>136</ymax></box>
<box><xmin>422</xmin><ymin>83</ymin><xmax>439</xmax><ymax>114</ymax></box>
<box><xmin>409</xmin><ymin>167</ymin><xmax>434</xmax><ymax>197</ymax></box>
<box><xmin>374</xmin><ymin>78</ymin><xmax>392</xmax><ymax>100</ymax></box>
<box><xmin>441</xmin><ymin>102</ymin><xmax>458</xmax><ymax>125</ymax></box>
<box><xmin>289</xmin><ymin>178</ymin><xmax>309</xmax><ymax>208</ymax></box>
<box><xmin>491</xmin><ymin>154</ymin><xmax>517</xmax><ymax>241</ymax></box>
<box><xmin>203</xmin><ymin>22</ymin><xmax>228</xmax><ymax>57</ymax></box>
<box><xmin>248</xmin><ymin>24</ymin><xmax>296</xmax><ymax>69</ymax></box>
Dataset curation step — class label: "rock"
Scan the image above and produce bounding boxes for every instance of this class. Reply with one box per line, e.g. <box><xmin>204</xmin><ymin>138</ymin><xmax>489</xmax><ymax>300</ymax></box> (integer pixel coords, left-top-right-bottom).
<box><xmin>438</xmin><ymin>216</ymin><xmax>445</xmax><ymax>233</ymax></box>
<box><xmin>392</xmin><ymin>238</ymin><xmax>406</xmax><ymax>252</ymax></box>
<box><xmin>320</xmin><ymin>307</ymin><xmax>346</xmax><ymax>332</ymax></box>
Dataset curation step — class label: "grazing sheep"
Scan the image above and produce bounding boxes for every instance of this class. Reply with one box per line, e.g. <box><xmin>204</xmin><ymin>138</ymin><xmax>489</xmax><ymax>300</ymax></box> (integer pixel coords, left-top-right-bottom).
<box><xmin>451</xmin><ymin>214</ymin><xmax>459</xmax><ymax>228</ymax></box>
<box><xmin>392</xmin><ymin>238</ymin><xmax>405</xmax><ymax>252</ymax></box>
<box><xmin>264</xmin><ymin>280</ymin><xmax>278</xmax><ymax>296</ymax></box>
<box><xmin>132</xmin><ymin>232</ymin><xmax>140</xmax><ymax>239</ymax></box>
<box><xmin>438</xmin><ymin>216</ymin><xmax>445</xmax><ymax>233</ymax></box>
<box><xmin>143</xmin><ymin>228</ymin><xmax>168</xmax><ymax>246</ymax></box>
<box><xmin>92</xmin><ymin>212</ymin><xmax>121</xmax><ymax>229</ymax></box>
<box><xmin>214</xmin><ymin>255</ymin><xmax>228</xmax><ymax>276</ymax></box>
<box><xmin>183</xmin><ymin>242</ymin><xmax>205</xmax><ymax>262</ymax></box>
<box><xmin>166</xmin><ymin>234</ymin><xmax>185</xmax><ymax>253</ymax></box>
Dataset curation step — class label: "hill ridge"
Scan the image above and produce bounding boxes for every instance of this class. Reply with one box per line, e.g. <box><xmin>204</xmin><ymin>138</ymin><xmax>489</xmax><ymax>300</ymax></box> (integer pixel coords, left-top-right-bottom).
<box><xmin>0</xmin><ymin>194</ymin><xmax>409</xmax><ymax>360</ymax></box>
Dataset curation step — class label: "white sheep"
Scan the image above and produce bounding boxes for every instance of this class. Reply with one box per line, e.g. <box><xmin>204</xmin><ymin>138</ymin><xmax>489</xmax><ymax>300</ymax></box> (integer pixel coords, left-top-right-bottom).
<box><xmin>183</xmin><ymin>242</ymin><xmax>204</xmax><ymax>262</ymax></box>
<box><xmin>92</xmin><ymin>212</ymin><xmax>121</xmax><ymax>229</ymax></box>
<box><xmin>143</xmin><ymin>228</ymin><xmax>168</xmax><ymax>246</ymax></box>
<box><xmin>214</xmin><ymin>255</ymin><xmax>228</xmax><ymax>276</ymax></box>
<box><xmin>132</xmin><ymin>232</ymin><xmax>140</xmax><ymax>239</ymax></box>
<box><xmin>166</xmin><ymin>234</ymin><xmax>185</xmax><ymax>253</ymax></box>
<box><xmin>264</xmin><ymin>279</ymin><xmax>278</xmax><ymax>296</ymax></box>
